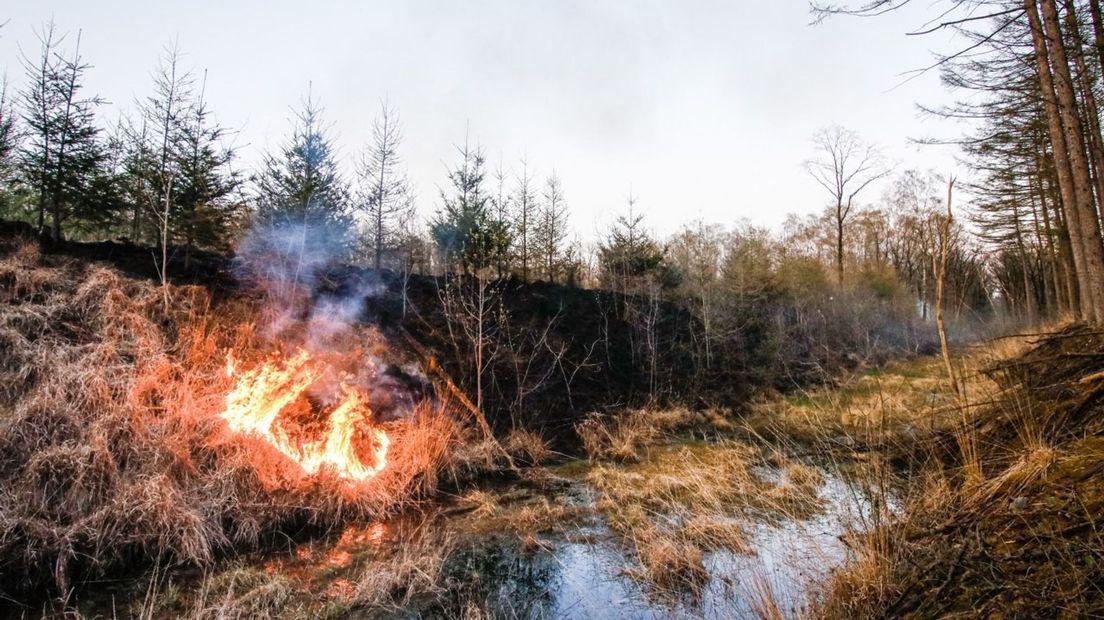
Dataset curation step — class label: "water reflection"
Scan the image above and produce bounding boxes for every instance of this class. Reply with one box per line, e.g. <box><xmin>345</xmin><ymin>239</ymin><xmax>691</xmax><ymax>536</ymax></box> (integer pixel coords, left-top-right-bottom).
<box><xmin>268</xmin><ymin>464</ymin><xmax>875</xmax><ymax>619</ymax></box>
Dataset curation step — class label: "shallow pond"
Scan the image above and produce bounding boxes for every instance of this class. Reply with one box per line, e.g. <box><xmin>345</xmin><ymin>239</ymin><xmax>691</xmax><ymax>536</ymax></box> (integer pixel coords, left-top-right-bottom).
<box><xmin>261</xmin><ymin>451</ymin><xmax>879</xmax><ymax>619</ymax></box>
<box><xmin>57</xmin><ymin>443</ymin><xmax>880</xmax><ymax>619</ymax></box>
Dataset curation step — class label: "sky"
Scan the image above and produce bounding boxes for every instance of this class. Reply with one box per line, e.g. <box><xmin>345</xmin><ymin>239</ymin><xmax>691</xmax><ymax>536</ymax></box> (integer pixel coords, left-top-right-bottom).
<box><xmin>0</xmin><ymin>1</ymin><xmax>970</xmax><ymax>242</ymax></box>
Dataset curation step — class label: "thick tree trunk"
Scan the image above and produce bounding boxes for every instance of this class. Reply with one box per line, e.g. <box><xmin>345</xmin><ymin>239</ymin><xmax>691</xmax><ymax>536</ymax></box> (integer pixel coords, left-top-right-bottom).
<box><xmin>1026</xmin><ymin>0</ymin><xmax>1097</xmax><ymax>322</ymax></box>
<box><xmin>1088</xmin><ymin>0</ymin><xmax>1104</xmax><ymax>90</ymax></box>
<box><xmin>1065</xmin><ymin>0</ymin><xmax>1104</xmax><ymax>233</ymax></box>
<box><xmin>1039</xmin><ymin>0</ymin><xmax>1104</xmax><ymax>323</ymax></box>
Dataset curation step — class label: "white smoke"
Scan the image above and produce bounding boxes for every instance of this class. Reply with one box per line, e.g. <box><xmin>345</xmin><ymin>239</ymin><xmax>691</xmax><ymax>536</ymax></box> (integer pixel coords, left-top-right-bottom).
<box><xmin>234</xmin><ymin>220</ymin><xmax>417</xmax><ymax>414</ymax></box>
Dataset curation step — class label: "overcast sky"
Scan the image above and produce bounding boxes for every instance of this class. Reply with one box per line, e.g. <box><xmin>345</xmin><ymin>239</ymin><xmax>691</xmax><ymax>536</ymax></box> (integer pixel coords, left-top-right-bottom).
<box><xmin>0</xmin><ymin>1</ymin><xmax>968</xmax><ymax>241</ymax></box>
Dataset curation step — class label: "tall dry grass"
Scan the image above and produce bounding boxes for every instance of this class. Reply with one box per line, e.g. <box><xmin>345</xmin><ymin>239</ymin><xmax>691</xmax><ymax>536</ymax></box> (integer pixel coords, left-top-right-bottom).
<box><xmin>0</xmin><ymin>241</ymin><xmax>466</xmax><ymax>598</ymax></box>
<box><xmin>804</xmin><ymin>323</ymin><xmax>1104</xmax><ymax>618</ymax></box>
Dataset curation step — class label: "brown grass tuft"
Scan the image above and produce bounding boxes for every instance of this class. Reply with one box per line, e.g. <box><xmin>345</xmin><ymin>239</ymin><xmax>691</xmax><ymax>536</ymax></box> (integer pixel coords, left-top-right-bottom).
<box><xmin>502</xmin><ymin>428</ymin><xmax>552</xmax><ymax>466</ymax></box>
<box><xmin>575</xmin><ymin>406</ymin><xmax>700</xmax><ymax>462</ymax></box>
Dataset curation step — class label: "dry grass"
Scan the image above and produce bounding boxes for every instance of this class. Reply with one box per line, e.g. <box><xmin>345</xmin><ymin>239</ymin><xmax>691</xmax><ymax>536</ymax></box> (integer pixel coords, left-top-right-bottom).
<box><xmin>173</xmin><ymin>567</ymin><xmax>307</xmax><ymax>620</ymax></box>
<box><xmin>582</xmin><ymin>439</ymin><xmax>825</xmax><ymax>598</ymax></box>
<box><xmin>745</xmin><ymin>350</ymin><xmax>1009</xmax><ymax>449</ymax></box>
<box><xmin>809</xmin><ymin>323</ymin><xmax>1104</xmax><ymax>618</ymax></box>
<box><xmin>347</xmin><ymin>534</ymin><xmax>454</xmax><ymax>611</ymax></box>
<box><xmin>502</xmin><ymin>428</ymin><xmax>552</xmax><ymax>466</ymax></box>
<box><xmin>575</xmin><ymin>406</ymin><xmax>711</xmax><ymax>462</ymax></box>
<box><xmin>134</xmin><ymin>530</ymin><xmax>457</xmax><ymax>619</ymax></box>
<box><xmin>745</xmin><ymin>573</ymin><xmax>785</xmax><ymax>620</ymax></box>
<box><xmin>0</xmin><ymin>241</ymin><xmax>470</xmax><ymax>598</ymax></box>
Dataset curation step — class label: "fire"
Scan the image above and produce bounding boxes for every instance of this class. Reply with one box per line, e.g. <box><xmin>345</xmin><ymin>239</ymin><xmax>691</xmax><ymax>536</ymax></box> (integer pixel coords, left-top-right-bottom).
<box><xmin>220</xmin><ymin>349</ymin><xmax>390</xmax><ymax>483</ymax></box>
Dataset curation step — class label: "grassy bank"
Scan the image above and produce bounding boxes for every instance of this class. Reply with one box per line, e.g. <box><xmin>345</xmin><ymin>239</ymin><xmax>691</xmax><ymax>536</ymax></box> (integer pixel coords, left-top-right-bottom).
<box><xmin>798</xmin><ymin>324</ymin><xmax>1104</xmax><ymax>618</ymax></box>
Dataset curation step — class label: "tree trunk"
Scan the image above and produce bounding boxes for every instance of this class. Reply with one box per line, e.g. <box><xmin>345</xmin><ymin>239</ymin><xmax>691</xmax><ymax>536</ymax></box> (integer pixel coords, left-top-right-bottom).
<box><xmin>1065</xmin><ymin>0</ymin><xmax>1104</xmax><ymax>231</ymax></box>
<box><xmin>1033</xmin><ymin>163</ymin><xmax>1063</xmax><ymax>315</ymax></box>
<box><xmin>1088</xmin><ymin>0</ymin><xmax>1104</xmax><ymax>91</ymax></box>
<box><xmin>936</xmin><ymin>178</ymin><xmax>960</xmax><ymax>397</ymax></box>
<box><xmin>1012</xmin><ymin>200</ymin><xmax>1037</xmax><ymax>323</ymax></box>
<box><xmin>836</xmin><ymin>202</ymin><xmax>845</xmax><ymax>286</ymax></box>
<box><xmin>1026</xmin><ymin>0</ymin><xmax>1096</xmax><ymax>322</ymax></box>
<box><xmin>1039</xmin><ymin>0</ymin><xmax>1104</xmax><ymax>324</ymax></box>
<box><xmin>1051</xmin><ymin>177</ymin><xmax>1082</xmax><ymax>315</ymax></box>
<box><xmin>51</xmin><ymin>203</ymin><xmax>62</xmax><ymax>242</ymax></box>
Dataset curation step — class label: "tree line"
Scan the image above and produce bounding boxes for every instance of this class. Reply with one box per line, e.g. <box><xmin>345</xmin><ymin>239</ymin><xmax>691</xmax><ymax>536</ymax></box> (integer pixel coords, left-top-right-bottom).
<box><xmin>813</xmin><ymin>0</ymin><xmax>1104</xmax><ymax>327</ymax></box>
<box><xmin>0</xmin><ymin>22</ymin><xmax>583</xmax><ymax>283</ymax></box>
<box><xmin>0</xmin><ymin>16</ymin><xmax>1080</xmax><ymax>331</ymax></box>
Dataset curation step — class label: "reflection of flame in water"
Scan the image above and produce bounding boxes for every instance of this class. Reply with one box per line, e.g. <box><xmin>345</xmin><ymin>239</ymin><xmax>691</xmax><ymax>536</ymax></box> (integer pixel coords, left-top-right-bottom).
<box><xmin>221</xmin><ymin>349</ymin><xmax>389</xmax><ymax>482</ymax></box>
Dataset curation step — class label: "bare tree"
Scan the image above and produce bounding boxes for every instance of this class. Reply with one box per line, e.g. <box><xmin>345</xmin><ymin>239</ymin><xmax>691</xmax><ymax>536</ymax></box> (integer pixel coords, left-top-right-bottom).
<box><xmin>437</xmin><ymin>269</ymin><xmax>498</xmax><ymax>440</ymax></box>
<box><xmin>139</xmin><ymin>43</ymin><xmax>193</xmax><ymax>308</ymax></box>
<box><xmin>934</xmin><ymin>176</ymin><xmax>961</xmax><ymax>397</ymax></box>
<box><xmin>356</xmin><ymin>100</ymin><xmax>413</xmax><ymax>270</ymax></box>
<box><xmin>805</xmin><ymin>125</ymin><xmax>889</xmax><ymax>285</ymax></box>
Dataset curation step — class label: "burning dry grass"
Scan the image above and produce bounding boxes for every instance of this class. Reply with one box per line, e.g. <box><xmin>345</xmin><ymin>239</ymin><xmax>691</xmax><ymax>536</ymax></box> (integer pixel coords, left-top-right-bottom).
<box><xmin>0</xmin><ymin>241</ymin><xmax>468</xmax><ymax>598</ymax></box>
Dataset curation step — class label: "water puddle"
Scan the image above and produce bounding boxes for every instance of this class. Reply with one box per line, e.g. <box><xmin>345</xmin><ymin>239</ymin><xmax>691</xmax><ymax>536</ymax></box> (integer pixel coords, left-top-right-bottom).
<box><xmin>262</xmin><ymin>450</ymin><xmax>878</xmax><ymax>619</ymax></box>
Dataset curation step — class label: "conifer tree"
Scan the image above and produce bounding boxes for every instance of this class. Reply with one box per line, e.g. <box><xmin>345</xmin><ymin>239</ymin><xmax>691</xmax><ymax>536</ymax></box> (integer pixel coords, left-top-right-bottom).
<box><xmin>356</xmin><ymin>101</ymin><xmax>413</xmax><ymax>269</ymax></box>
<box><xmin>431</xmin><ymin>137</ymin><xmax>508</xmax><ymax>273</ymax></box>
<box><xmin>18</xmin><ymin>23</ymin><xmax>112</xmax><ymax>240</ymax></box>
<box><xmin>535</xmin><ymin>172</ymin><xmax>569</xmax><ymax>282</ymax></box>
<box><xmin>254</xmin><ymin>89</ymin><xmax>351</xmax><ymax>245</ymax></box>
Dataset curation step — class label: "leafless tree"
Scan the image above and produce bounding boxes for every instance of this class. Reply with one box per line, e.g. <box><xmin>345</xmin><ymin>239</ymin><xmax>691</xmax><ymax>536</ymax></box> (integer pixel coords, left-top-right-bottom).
<box><xmin>356</xmin><ymin>100</ymin><xmax>413</xmax><ymax>270</ymax></box>
<box><xmin>140</xmin><ymin>42</ymin><xmax>193</xmax><ymax>308</ymax></box>
<box><xmin>934</xmin><ymin>176</ymin><xmax>960</xmax><ymax>397</ymax></box>
<box><xmin>805</xmin><ymin>125</ymin><xmax>889</xmax><ymax>285</ymax></box>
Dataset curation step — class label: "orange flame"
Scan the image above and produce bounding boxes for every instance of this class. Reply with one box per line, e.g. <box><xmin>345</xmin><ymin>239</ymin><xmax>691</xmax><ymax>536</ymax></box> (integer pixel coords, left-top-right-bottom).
<box><xmin>220</xmin><ymin>349</ymin><xmax>389</xmax><ymax>483</ymax></box>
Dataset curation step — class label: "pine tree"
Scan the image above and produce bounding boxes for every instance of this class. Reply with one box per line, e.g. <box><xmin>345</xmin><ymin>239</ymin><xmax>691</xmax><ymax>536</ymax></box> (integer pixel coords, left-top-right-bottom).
<box><xmin>512</xmin><ymin>155</ymin><xmax>538</xmax><ymax>279</ymax></box>
<box><xmin>431</xmin><ymin>138</ymin><xmax>508</xmax><ymax>274</ymax></box>
<box><xmin>535</xmin><ymin>172</ymin><xmax>569</xmax><ymax>282</ymax></box>
<box><xmin>17</xmin><ymin>24</ymin><xmax>112</xmax><ymax>240</ymax></box>
<box><xmin>134</xmin><ymin>43</ymin><xmax>193</xmax><ymax>292</ymax></box>
<box><xmin>598</xmin><ymin>194</ymin><xmax>669</xmax><ymax>290</ymax></box>
<box><xmin>254</xmin><ymin>90</ymin><xmax>351</xmax><ymax>244</ymax></box>
<box><xmin>488</xmin><ymin>157</ymin><xmax>514</xmax><ymax>277</ymax></box>
<box><xmin>174</xmin><ymin>71</ymin><xmax>241</xmax><ymax>254</ymax></box>
<box><xmin>0</xmin><ymin>77</ymin><xmax>20</xmax><ymax>214</ymax></box>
